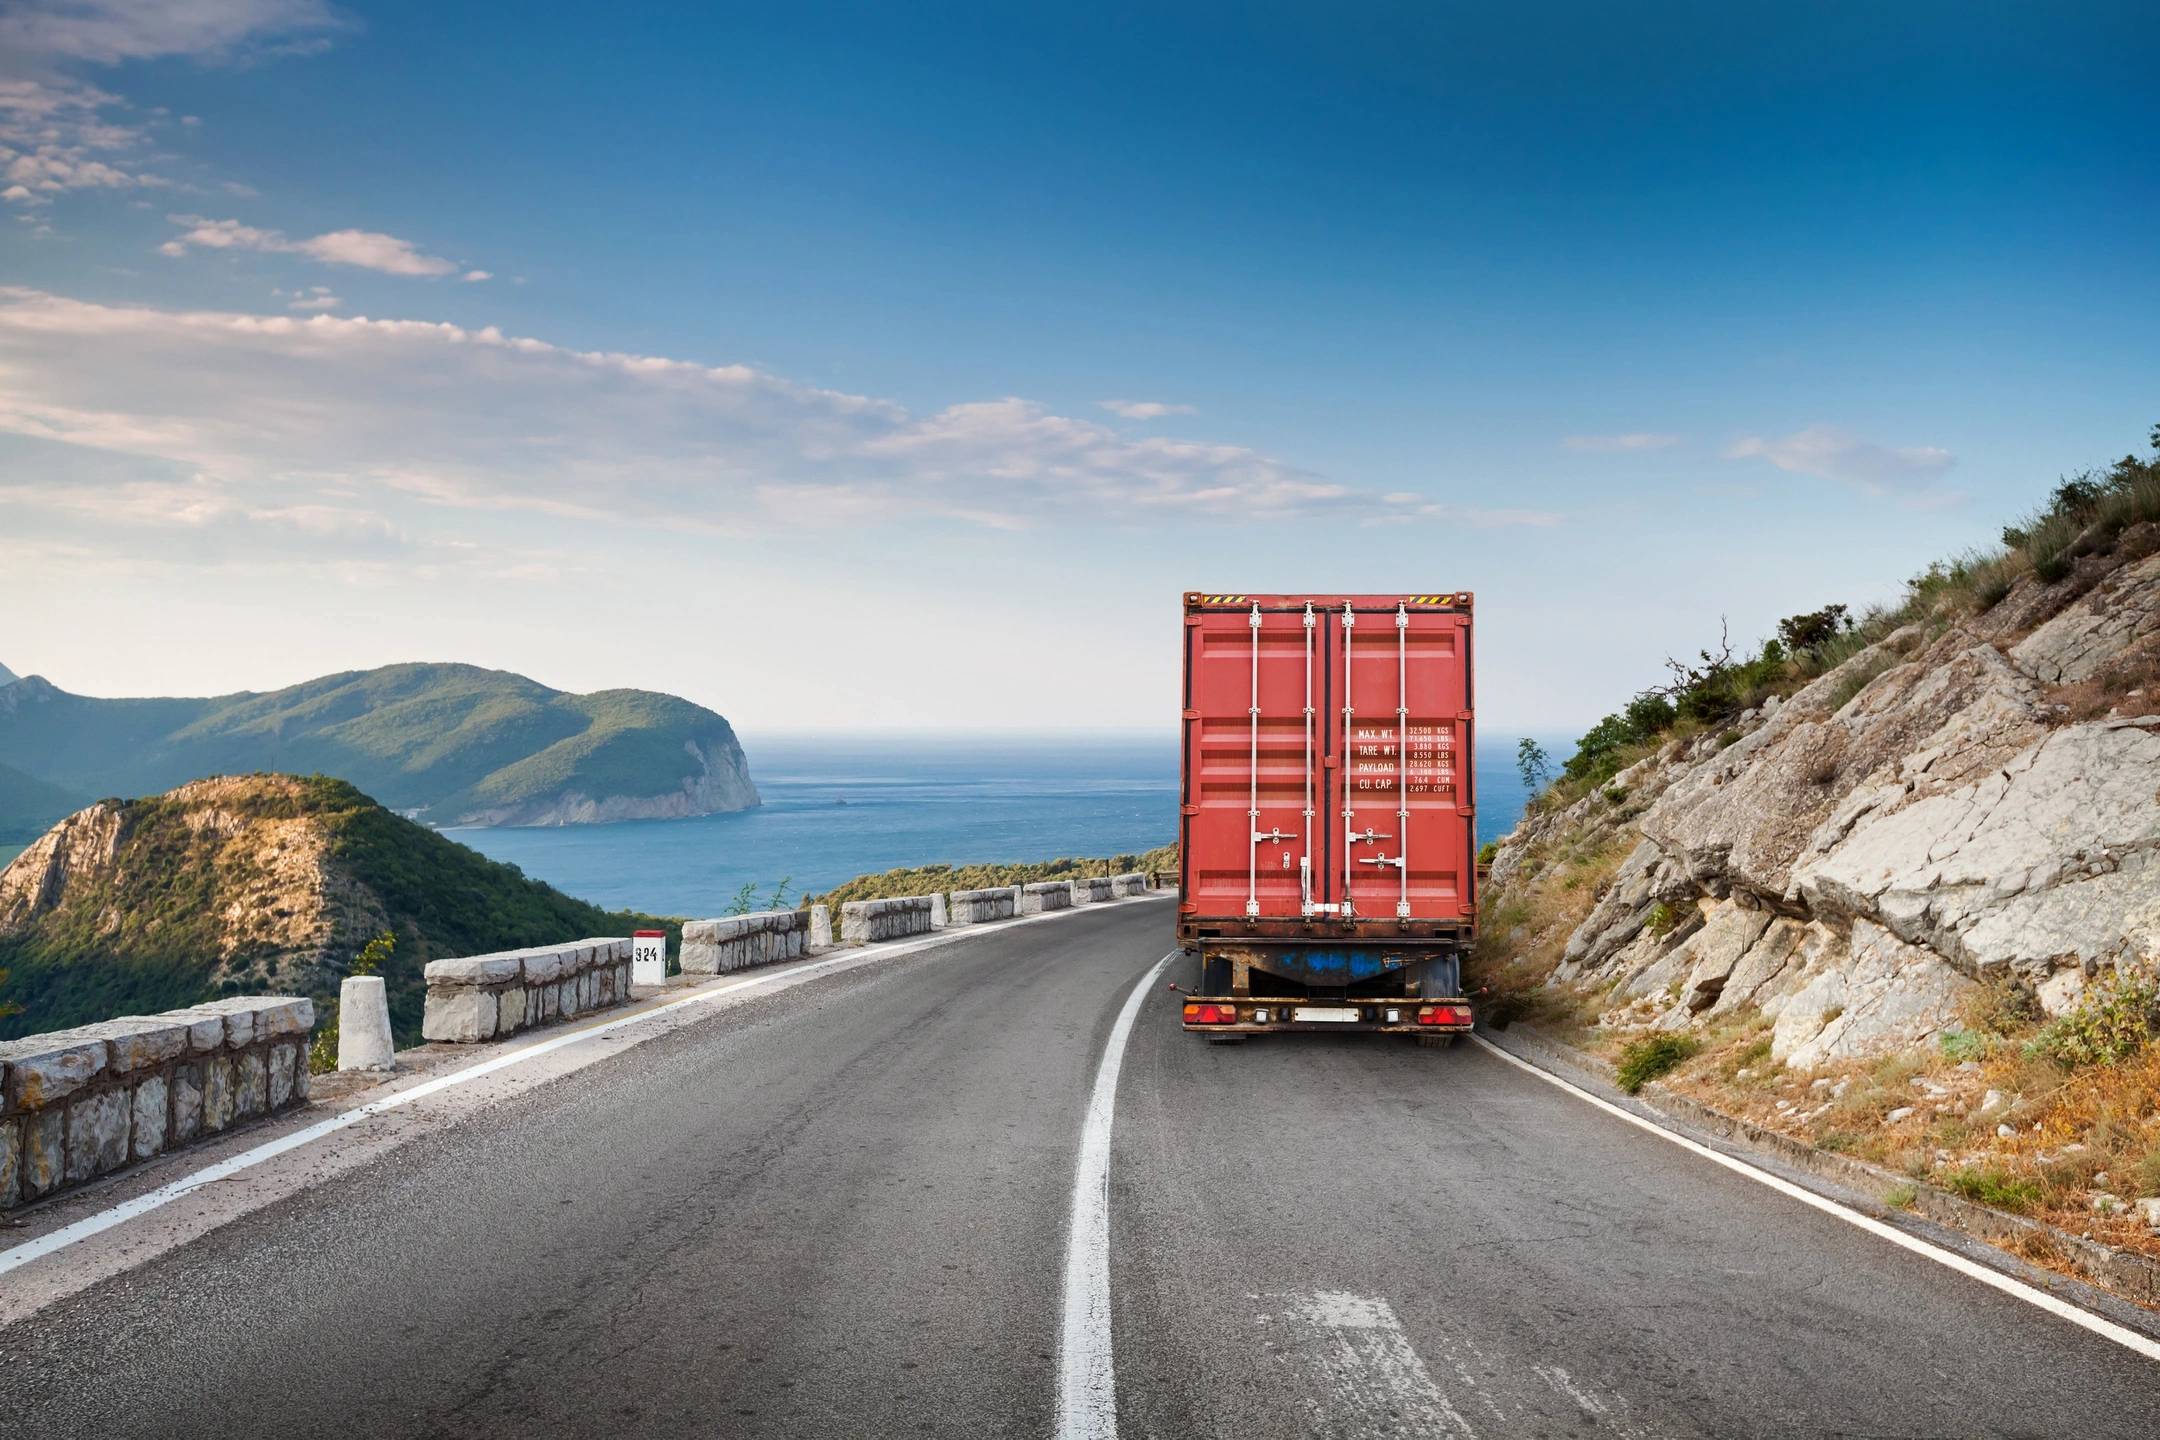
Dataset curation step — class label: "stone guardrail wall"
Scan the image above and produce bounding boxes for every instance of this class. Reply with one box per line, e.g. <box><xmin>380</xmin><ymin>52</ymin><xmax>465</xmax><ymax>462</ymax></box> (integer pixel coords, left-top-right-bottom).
<box><xmin>1</xmin><ymin>996</ymin><xmax>314</xmax><ymax>1210</ymax></box>
<box><xmin>682</xmin><ymin>909</ymin><xmax>809</xmax><ymax>974</ymax></box>
<box><xmin>1017</xmin><ymin>880</ymin><xmax>1074</xmax><ymax>914</ymax></box>
<box><xmin>1110</xmin><ymin>872</ymin><xmax>1150</xmax><ymax>897</ymax></box>
<box><xmin>841</xmin><ymin>895</ymin><xmax>936</xmax><ymax>943</ymax></box>
<box><xmin>422</xmin><ymin>938</ymin><xmax>632</xmax><ymax>1043</ymax></box>
<box><xmin>1070</xmin><ymin>876</ymin><xmax>1114</xmax><ymax>905</ymax></box>
<box><xmin>947</xmin><ymin>886</ymin><xmax>1020</xmax><ymax>924</ymax></box>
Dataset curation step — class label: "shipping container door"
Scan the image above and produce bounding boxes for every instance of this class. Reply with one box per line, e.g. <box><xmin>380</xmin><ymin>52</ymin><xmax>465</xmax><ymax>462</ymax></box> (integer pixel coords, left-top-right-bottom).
<box><xmin>1183</xmin><ymin>604</ymin><xmax>1326</xmax><ymax>919</ymax></box>
<box><xmin>1325</xmin><ymin>604</ymin><xmax>1471</xmax><ymax>920</ymax></box>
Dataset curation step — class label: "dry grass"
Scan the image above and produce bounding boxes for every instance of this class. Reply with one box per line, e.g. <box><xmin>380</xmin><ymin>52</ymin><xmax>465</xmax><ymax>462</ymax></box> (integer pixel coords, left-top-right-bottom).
<box><xmin>1468</xmin><ymin>831</ymin><xmax>1632</xmax><ymax>1040</ymax></box>
<box><xmin>1653</xmin><ymin>1002</ymin><xmax>2160</xmax><ymax>1264</ymax></box>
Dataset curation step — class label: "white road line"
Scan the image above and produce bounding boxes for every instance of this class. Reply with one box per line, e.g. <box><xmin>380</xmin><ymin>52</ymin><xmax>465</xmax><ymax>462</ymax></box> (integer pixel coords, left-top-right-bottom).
<box><xmin>1056</xmin><ymin>948</ymin><xmax>1176</xmax><ymax>1440</ymax></box>
<box><xmin>1269</xmin><ymin>1291</ymin><xmax>1473</xmax><ymax>1438</ymax></box>
<box><xmin>1</xmin><ymin>897</ymin><xmax>1168</xmax><ymax>1280</ymax></box>
<box><xmin>1470</xmin><ymin>1033</ymin><xmax>2160</xmax><ymax>1365</ymax></box>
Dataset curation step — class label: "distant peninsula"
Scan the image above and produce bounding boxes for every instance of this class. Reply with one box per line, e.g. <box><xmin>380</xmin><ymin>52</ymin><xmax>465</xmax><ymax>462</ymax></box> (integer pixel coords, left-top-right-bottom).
<box><xmin>0</xmin><ymin>661</ymin><xmax>759</xmax><ymax>836</ymax></box>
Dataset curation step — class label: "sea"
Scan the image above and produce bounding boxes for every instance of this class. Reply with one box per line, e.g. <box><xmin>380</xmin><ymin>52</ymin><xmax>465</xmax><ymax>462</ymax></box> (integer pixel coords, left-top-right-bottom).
<box><xmin>449</xmin><ymin>734</ymin><xmax>1555</xmax><ymax>916</ymax></box>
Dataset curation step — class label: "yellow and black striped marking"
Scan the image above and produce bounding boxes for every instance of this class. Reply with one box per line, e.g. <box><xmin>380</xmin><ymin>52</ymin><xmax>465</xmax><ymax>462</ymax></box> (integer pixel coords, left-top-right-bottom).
<box><xmin>1194</xmin><ymin>594</ymin><xmax>1249</xmax><ymax>604</ymax></box>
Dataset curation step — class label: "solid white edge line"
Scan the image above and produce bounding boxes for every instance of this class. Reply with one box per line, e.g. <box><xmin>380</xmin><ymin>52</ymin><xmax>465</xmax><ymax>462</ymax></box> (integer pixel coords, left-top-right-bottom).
<box><xmin>1469</xmin><ymin>1033</ymin><xmax>2160</xmax><ymax>1365</ymax></box>
<box><xmin>1057</xmin><ymin>948</ymin><xmax>1177</xmax><ymax>1440</ymax></box>
<box><xmin>1</xmin><ymin>894</ymin><xmax>1170</xmax><ymax>1280</ymax></box>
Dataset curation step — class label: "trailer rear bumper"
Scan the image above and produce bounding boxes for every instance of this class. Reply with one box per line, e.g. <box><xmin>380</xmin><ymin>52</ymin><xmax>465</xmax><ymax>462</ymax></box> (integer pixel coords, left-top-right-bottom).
<box><xmin>1179</xmin><ymin>996</ymin><xmax>1472</xmax><ymax>1035</ymax></box>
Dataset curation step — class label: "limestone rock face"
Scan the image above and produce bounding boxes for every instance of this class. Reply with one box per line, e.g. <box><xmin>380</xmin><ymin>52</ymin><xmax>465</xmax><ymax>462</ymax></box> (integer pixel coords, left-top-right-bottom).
<box><xmin>1495</xmin><ymin>527</ymin><xmax>2160</xmax><ymax>1067</ymax></box>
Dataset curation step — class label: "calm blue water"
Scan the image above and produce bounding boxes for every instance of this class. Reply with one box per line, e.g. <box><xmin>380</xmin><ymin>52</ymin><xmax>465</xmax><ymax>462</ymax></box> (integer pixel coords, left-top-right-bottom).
<box><xmin>450</xmin><ymin>734</ymin><xmax>1543</xmax><ymax>915</ymax></box>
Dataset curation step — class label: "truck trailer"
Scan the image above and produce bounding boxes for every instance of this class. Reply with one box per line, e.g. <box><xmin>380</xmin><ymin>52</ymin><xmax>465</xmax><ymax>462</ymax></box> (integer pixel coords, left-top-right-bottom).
<box><xmin>1177</xmin><ymin>592</ymin><xmax>1476</xmax><ymax>1041</ymax></box>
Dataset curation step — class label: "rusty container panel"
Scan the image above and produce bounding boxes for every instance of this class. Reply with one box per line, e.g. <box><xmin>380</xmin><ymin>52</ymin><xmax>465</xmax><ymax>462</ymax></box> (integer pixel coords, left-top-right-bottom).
<box><xmin>1178</xmin><ymin>592</ymin><xmax>1475</xmax><ymax>945</ymax></box>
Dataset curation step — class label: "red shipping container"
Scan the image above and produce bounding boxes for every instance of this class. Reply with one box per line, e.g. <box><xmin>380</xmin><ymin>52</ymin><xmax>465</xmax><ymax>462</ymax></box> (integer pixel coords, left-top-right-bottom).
<box><xmin>1176</xmin><ymin>593</ymin><xmax>1475</xmax><ymax>1028</ymax></box>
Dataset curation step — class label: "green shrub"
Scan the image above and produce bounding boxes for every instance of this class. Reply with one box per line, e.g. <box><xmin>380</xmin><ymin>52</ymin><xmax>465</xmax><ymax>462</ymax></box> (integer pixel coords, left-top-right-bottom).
<box><xmin>308</xmin><ymin>931</ymin><xmax>396</xmax><ymax>1074</ymax></box>
<box><xmin>2132</xmin><ymin>1148</ymin><xmax>2160</xmax><ymax>1199</ymax></box>
<box><xmin>1884</xmin><ymin>1183</ymin><xmax>1919</xmax><ymax>1211</ymax></box>
<box><xmin>1942</xmin><ymin>1166</ymin><xmax>2044</xmax><ymax>1212</ymax></box>
<box><xmin>1615</xmin><ymin>1033</ymin><xmax>1699</xmax><ymax>1093</ymax></box>
<box><xmin>1476</xmin><ymin>840</ymin><xmax>1498</xmax><ymax>867</ymax></box>
<box><xmin>1828</xmin><ymin>653</ymin><xmax>1894</xmax><ymax>712</ymax></box>
<box><xmin>2030</xmin><ymin>968</ymin><xmax>2159</xmax><ymax>1067</ymax></box>
<box><xmin>1644</xmin><ymin>900</ymin><xmax>1682</xmax><ymax>937</ymax></box>
<box><xmin>1937</xmin><ymin>1028</ymin><xmax>1986</xmax><ymax>1062</ymax></box>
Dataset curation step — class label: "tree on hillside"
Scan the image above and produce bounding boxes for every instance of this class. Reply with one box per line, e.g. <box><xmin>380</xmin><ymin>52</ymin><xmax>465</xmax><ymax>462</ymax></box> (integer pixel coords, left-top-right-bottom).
<box><xmin>0</xmin><ymin>962</ymin><xmax>21</xmax><ymax>1020</ymax></box>
<box><xmin>1516</xmin><ymin>738</ymin><xmax>1551</xmax><ymax>795</ymax></box>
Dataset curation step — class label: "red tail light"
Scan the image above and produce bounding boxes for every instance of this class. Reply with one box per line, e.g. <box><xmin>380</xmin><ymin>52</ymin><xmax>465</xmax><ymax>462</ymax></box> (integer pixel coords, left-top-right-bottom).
<box><xmin>1416</xmin><ymin>1004</ymin><xmax>1472</xmax><ymax>1027</ymax></box>
<box><xmin>1182</xmin><ymin>1003</ymin><xmax>1240</xmax><ymax>1025</ymax></box>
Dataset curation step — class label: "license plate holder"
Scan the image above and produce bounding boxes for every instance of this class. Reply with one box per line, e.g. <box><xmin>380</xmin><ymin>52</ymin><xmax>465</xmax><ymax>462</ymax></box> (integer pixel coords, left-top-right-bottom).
<box><xmin>1292</xmin><ymin>1006</ymin><xmax>1359</xmax><ymax>1024</ymax></box>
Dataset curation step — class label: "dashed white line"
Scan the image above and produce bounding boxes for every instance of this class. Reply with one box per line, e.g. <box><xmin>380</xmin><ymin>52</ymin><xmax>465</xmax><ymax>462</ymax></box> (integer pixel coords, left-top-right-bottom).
<box><xmin>1056</xmin><ymin>948</ymin><xmax>1176</xmax><ymax>1440</ymax></box>
<box><xmin>1470</xmin><ymin>1033</ymin><xmax>2160</xmax><ymax>1366</ymax></box>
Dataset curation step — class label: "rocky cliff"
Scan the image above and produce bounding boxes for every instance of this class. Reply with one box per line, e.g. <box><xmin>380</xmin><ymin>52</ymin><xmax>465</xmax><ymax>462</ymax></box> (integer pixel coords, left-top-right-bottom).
<box><xmin>1486</xmin><ymin>453</ymin><xmax>2160</xmax><ymax>1074</ymax></box>
<box><xmin>0</xmin><ymin>774</ymin><xmax>666</xmax><ymax>1042</ymax></box>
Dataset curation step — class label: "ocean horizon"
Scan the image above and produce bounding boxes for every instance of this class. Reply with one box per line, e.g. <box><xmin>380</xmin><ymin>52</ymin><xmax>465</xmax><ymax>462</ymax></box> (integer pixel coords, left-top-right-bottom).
<box><xmin>450</xmin><ymin>732</ymin><xmax>1564</xmax><ymax>916</ymax></box>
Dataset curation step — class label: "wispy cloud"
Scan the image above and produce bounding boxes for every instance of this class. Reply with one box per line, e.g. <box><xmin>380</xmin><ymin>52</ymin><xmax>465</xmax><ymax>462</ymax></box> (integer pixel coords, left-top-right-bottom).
<box><xmin>0</xmin><ymin>289</ymin><xmax>1562</xmax><ymax>554</ymax></box>
<box><xmin>0</xmin><ymin>5</ymin><xmax>347</xmax><ymax>210</ymax></box>
<box><xmin>1724</xmin><ymin>424</ymin><xmax>1955</xmax><ymax>496</ymax></box>
<box><xmin>279</xmin><ymin>285</ymin><xmax>340</xmax><ymax>311</ymax></box>
<box><xmin>1563</xmin><ymin>432</ymin><xmax>1680</xmax><ymax>452</ymax></box>
<box><xmin>0</xmin><ymin>78</ymin><xmax>160</xmax><ymax>205</ymax></box>
<box><xmin>161</xmin><ymin>214</ymin><xmax>468</xmax><ymax>277</ymax></box>
<box><xmin>1379</xmin><ymin>494</ymin><xmax>1564</xmax><ymax>528</ymax></box>
<box><xmin>0</xmin><ymin>0</ymin><xmax>346</xmax><ymax>67</ymax></box>
<box><xmin>1100</xmin><ymin>399</ymin><xmax>1196</xmax><ymax>420</ymax></box>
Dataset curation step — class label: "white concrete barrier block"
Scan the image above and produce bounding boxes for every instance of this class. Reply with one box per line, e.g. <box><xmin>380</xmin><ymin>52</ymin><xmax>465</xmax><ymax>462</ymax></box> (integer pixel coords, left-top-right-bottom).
<box><xmin>338</xmin><ymin>976</ymin><xmax>396</xmax><ymax>1072</ymax></box>
<box><xmin>423</xmin><ymin>987</ymin><xmax>498</xmax><ymax>1043</ymax></box>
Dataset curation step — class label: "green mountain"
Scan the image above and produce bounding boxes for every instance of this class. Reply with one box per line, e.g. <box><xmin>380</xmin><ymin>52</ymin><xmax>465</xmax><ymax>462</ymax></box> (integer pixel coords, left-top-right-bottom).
<box><xmin>0</xmin><ymin>773</ymin><xmax>679</xmax><ymax>1044</ymax></box>
<box><xmin>0</xmin><ymin>662</ymin><xmax>759</xmax><ymax>833</ymax></box>
<box><xmin>0</xmin><ymin>660</ymin><xmax>18</xmax><ymax>687</ymax></box>
<box><xmin>0</xmin><ymin>761</ymin><xmax>84</xmax><ymax>843</ymax></box>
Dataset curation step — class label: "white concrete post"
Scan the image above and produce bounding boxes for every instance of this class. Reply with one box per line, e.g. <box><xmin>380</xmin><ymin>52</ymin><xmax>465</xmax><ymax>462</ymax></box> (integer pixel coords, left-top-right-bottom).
<box><xmin>632</xmin><ymin>929</ymin><xmax>667</xmax><ymax>988</ymax></box>
<box><xmin>931</xmin><ymin>892</ymin><xmax>949</xmax><ymax>929</ymax></box>
<box><xmin>811</xmin><ymin>903</ymin><xmax>832</xmax><ymax>948</ymax></box>
<box><xmin>337</xmin><ymin>975</ymin><xmax>395</xmax><ymax>1072</ymax></box>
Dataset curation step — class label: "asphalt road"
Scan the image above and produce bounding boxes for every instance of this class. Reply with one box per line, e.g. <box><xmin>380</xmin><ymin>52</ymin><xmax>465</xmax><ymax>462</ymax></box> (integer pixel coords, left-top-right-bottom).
<box><xmin>4</xmin><ymin>899</ymin><xmax>2157</xmax><ymax>1439</ymax></box>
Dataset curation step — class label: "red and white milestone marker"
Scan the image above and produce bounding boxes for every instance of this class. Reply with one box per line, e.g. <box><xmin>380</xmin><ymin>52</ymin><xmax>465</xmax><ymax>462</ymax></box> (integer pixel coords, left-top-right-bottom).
<box><xmin>632</xmin><ymin>929</ymin><xmax>667</xmax><ymax>988</ymax></box>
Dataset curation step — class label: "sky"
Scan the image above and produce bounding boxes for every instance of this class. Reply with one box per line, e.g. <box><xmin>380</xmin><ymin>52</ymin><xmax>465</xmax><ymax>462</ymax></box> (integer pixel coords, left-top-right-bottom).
<box><xmin>1</xmin><ymin>0</ymin><xmax>2155</xmax><ymax>735</ymax></box>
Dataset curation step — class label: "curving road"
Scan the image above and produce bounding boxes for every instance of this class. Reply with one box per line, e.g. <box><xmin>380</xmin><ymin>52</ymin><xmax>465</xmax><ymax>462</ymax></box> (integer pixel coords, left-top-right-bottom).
<box><xmin>3</xmin><ymin>898</ymin><xmax>2157</xmax><ymax>1438</ymax></box>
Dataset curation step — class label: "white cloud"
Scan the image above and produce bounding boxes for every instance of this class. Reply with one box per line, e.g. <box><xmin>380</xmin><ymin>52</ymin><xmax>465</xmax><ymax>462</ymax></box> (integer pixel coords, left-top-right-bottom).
<box><xmin>0</xmin><ymin>4</ymin><xmax>346</xmax><ymax>223</ymax></box>
<box><xmin>461</xmin><ymin>269</ymin><xmax>491</xmax><ymax>283</ymax></box>
<box><xmin>0</xmin><ymin>1</ymin><xmax>344</xmax><ymax>67</ymax></box>
<box><xmin>161</xmin><ymin>214</ymin><xmax>467</xmax><ymax>277</ymax></box>
<box><xmin>1725</xmin><ymin>424</ymin><xmax>1955</xmax><ymax>496</ymax></box>
<box><xmin>282</xmin><ymin>285</ymin><xmax>339</xmax><ymax>311</ymax></box>
<box><xmin>0</xmin><ymin>78</ymin><xmax>160</xmax><ymax>203</ymax></box>
<box><xmin>0</xmin><ymin>288</ymin><xmax>1564</xmax><ymax>548</ymax></box>
<box><xmin>1378</xmin><ymin>494</ymin><xmax>1564</xmax><ymax>528</ymax></box>
<box><xmin>1100</xmin><ymin>399</ymin><xmax>1196</xmax><ymax>420</ymax></box>
<box><xmin>1563</xmin><ymin>432</ymin><xmax>1680</xmax><ymax>452</ymax></box>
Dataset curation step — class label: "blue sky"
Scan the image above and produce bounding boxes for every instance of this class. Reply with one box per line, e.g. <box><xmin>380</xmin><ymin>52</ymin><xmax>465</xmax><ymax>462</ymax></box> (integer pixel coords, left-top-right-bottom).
<box><xmin>2</xmin><ymin>1</ymin><xmax>2155</xmax><ymax>732</ymax></box>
